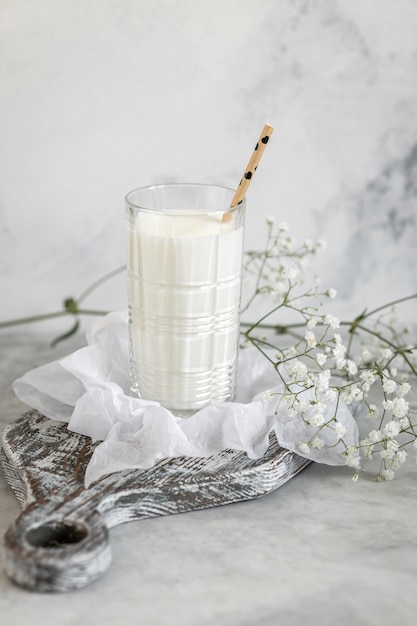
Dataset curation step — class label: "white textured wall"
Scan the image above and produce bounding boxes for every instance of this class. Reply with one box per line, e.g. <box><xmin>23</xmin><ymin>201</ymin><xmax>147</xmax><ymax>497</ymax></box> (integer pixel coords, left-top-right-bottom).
<box><xmin>1</xmin><ymin>0</ymin><xmax>416</xmax><ymax>328</ymax></box>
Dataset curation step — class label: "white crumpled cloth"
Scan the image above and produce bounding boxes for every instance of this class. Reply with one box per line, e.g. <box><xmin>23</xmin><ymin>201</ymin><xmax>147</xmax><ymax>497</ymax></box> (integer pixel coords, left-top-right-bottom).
<box><xmin>13</xmin><ymin>312</ymin><xmax>359</xmax><ymax>486</ymax></box>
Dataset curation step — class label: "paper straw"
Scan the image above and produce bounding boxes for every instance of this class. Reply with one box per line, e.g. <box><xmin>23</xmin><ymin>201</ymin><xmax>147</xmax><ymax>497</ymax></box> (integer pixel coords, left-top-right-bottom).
<box><xmin>230</xmin><ymin>123</ymin><xmax>274</xmax><ymax>207</ymax></box>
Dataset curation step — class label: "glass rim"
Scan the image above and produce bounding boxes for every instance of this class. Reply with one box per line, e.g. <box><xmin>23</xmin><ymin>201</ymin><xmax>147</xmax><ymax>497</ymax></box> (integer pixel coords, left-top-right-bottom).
<box><xmin>125</xmin><ymin>182</ymin><xmax>245</xmax><ymax>215</ymax></box>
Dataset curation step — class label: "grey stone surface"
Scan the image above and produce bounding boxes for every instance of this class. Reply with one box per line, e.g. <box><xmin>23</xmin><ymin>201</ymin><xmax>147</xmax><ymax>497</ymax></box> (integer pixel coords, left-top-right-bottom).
<box><xmin>1</xmin><ymin>330</ymin><xmax>416</xmax><ymax>624</ymax></box>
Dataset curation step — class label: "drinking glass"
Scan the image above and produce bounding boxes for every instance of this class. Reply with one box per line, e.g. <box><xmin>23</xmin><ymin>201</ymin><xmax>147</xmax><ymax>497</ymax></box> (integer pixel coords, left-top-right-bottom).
<box><xmin>126</xmin><ymin>183</ymin><xmax>246</xmax><ymax>415</ymax></box>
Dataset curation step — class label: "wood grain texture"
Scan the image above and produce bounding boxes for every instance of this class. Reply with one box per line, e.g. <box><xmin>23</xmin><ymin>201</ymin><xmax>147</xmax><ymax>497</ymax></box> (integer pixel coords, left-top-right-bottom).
<box><xmin>1</xmin><ymin>410</ymin><xmax>310</xmax><ymax>592</ymax></box>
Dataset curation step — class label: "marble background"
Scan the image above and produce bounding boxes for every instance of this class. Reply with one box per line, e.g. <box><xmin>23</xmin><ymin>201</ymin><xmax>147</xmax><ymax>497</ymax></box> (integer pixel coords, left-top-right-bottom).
<box><xmin>1</xmin><ymin>0</ymin><xmax>416</xmax><ymax>330</ymax></box>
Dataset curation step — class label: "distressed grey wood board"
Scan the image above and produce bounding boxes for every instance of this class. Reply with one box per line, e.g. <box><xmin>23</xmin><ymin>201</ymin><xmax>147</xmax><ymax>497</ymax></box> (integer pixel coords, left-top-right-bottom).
<box><xmin>1</xmin><ymin>410</ymin><xmax>310</xmax><ymax>593</ymax></box>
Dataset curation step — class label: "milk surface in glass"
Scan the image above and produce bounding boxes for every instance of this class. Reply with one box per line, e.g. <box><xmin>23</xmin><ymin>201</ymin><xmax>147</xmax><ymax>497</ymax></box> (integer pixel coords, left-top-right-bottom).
<box><xmin>126</xmin><ymin>184</ymin><xmax>245</xmax><ymax>414</ymax></box>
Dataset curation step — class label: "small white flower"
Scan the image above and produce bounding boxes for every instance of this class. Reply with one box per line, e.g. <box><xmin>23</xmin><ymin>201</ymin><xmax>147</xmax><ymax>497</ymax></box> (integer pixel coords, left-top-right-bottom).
<box><xmin>346</xmin><ymin>360</ymin><xmax>358</xmax><ymax>376</ymax></box>
<box><xmin>316</xmin><ymin>352</ymin><xmax>327</xmax><ymax>366</ymax></box>
<box><xmin>266</xmin><ymin>215</ymin><xmax>275</xmax><ymax>225</ymax></box>
<box><xmin>312</xmin><ymin>437</ymin><xmax>325</xmax><ymax>450</ymax></box>
<box><xmin>396</xmin><ymin>450</ymin><xmax>408</xmax><ymax>465</ymax></box>
<box><xmin>305</xmin><ymin>330</ymin><xmax>317</xmax><ymax>349</ymax></box>
<box><xmin>368</xmin><ymin>430</ymin><xmax>382</xmax><ymax>443</ymax></box>
<box><xmin>314</xmin><ymin>370</ymin><xmax>331</xmax><ymax>392</ymax></box>
<box><xmin>399</xmin><ymin>417</ymin><xmax>410</xmax><ymax>429</ymax></box>
<box><xmin>281</xmin><ymin>236</ymin><xmax>294</xmax><ymax>251</ymax></box>
<box><xmin>323</xmin><ymin>388</ymin><xmax>337</xmax><ymax>401</ymax></box>
<box><xmin>298</xmin><ymin>442</ymin><xmax>311</xmax><ymax>454</ymax></box>
<box><xmin>283</xmin><ymin>267</ymin><xmax>298</xmax><ymax>280</ymax></box>
<box><xmin>309</xmin><ymin>412</ymin><xmax>325</xmax><ymax>427</ymax></box>
<box><xmin>380</xmin><ymin>448</ymin><xmax>395</xmax><ymax>460</ymax></box>
<box><xmin>391</xmin><ymin>397</ymin><xmax>409</xmax><ymax>419</ymax></box>
<box><xmin>326</xmin><ymin>288</ymin><xmax>337</xmax><ymax>299</ymax></box>
<box><xmin>360</xmin><ymin>370</ymin><xmax>376</xmax><ymax>386</ymax></box>
<box><xmin>381</xmin><ymin>469</ymin><xmax>395</xmax><ymax>481</ymax></box>
<box><xmin>273</xmin><ymin>280</ymin><xmax>288</xmax><ymax>295</ymax></box>
<box><xmin>283</xmin><ymin>346</ymin><xmax>298</xmax><ymax>358</ymax></box>
<box><xmin>389</xmin><ymin>457</ymin><xmax>401</xmax><ymax>470</ymax></box>
<box><xmin>361</xmin><ymin>349</ymin><xmax>372</xmax><ymax>362</ymax></box>
<box><xmin>397</xmin><ymin>382</ymin><xmax>411</xmax><ymax>397</ymax></box>
<box><xmin>334</xmin><ymin>422</ymin><xmax>347</xmax><ymax>439</ymax></box>
<box><xmin>382</xmin><ymin>348</ymin><xmax>393</xmax><ymax>359</ymax></box>
<box><xmin>282</xmin><ymin>394</ymin><xmax>296</xmax><ymax>409</ymax></box>
<box><xmin>383</xmin><ymin>399</ymin><xmax>394</xmax><ymax>412</ymax></box>
<box><xmin>312</xmin><ymin>401</ymin><xmax>326</xmax><ymax>416</ymax></box>
<box><xmin>332</xmin><ymin>337</ymin><xmax>347</xmax><ymax>366</ymax></box>
<box><xmin>367</xmin><ymin>404</ymin><xmax>379</xmax><ymax>419</ymax></box>
<box><xmin>351</xmin><ymin>387</ymin><xmax>364</xmax><ymax>402</ymax></box>
<box><xmin>307</xmin><ymin>317</ymin><xmax>317</xmax><ymax>329</ymax></box>
<box><xmin>383</xmin><ymin>378</ymin><xmax>398</xmax><ymax>394</ymax></box>
<box><xmin>344</xmin><ymin>446</ymin><xmax>361</xmax><ymax>469</ymax></box>
<box><xmin>340</xmin><ymin>390</ymin><xmax>353</xmax><ymax>405</ymax></box>
<box><xmin>360</xmin><ymin>438</ymin><xmax>375</xmax><ymax>458</ymax></box>
<box><xmin>387</xmin><ymin>439</ymin><xmax>399</xmax><ymax>454</ymax></box>
<box><xmin>324</xmin><ymin>314</ymin><xmax>340</xmax><ymax>329</ymax></box>
<box><xmin>287</xmin><ymin>360</ymin><xmax>308</xmax><ymax>381</ymax></box>
<box><xmin>383</xmin><ymin>421</ymin><xmax>401</xmax><ymax>438</ymax></box>
<box><xmin>278</xmin><ymin>221</ymin><xmax>289</xmax><ymax>231</ymax></box>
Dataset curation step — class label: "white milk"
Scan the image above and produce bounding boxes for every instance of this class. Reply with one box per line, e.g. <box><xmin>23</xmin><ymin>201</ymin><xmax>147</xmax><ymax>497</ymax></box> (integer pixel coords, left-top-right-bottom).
<box><xmin>128</xmin><ymin>211</ymin><xmax>244</xmax><ymax>412</ymax></box>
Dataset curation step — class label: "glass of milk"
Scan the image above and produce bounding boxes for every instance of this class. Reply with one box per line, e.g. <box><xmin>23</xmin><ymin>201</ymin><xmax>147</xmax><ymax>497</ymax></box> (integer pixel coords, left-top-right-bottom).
<box><xmin>126</xmin><ymin>183</ymin><xmax>246</xmax><ymax>415</ymax></box>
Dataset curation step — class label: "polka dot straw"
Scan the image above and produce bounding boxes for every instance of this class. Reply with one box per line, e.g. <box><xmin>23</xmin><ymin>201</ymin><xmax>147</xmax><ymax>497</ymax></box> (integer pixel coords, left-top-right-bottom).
<box><xmin>230</xmin><ymin>123</ymin><xmax>274</xmax><ymax>207</ymax></box>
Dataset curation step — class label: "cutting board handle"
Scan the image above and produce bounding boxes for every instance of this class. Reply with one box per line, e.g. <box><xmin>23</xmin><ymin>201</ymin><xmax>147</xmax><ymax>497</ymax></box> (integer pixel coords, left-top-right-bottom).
<box><xmin>4</xmin><ymin>504</ymin><xmax>111</xmax><ymax>592</ymax></box>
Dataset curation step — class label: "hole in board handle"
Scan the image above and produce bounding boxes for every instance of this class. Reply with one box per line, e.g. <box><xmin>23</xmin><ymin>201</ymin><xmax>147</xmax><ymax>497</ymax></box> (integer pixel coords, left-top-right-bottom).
<box><xmin>25</xmin><ymin>520</ymin><xmax>88</xmax><ymax>549</ymax></box>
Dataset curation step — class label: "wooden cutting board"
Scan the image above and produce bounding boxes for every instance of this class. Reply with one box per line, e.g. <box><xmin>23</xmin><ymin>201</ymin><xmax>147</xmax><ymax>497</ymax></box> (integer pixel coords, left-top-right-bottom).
<box><xmin>1</xmin><ymin>410</ymin><xmax>310</xmax><ymax>593</ymax></box>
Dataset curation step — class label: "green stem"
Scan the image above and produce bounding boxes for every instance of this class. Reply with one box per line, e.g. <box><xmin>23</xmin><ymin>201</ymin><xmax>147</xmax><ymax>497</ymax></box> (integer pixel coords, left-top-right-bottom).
<box><xmin>354</xmin><ymin>323</ymin><xmax>417</xmax><ymax>377</ymax></box>
<box><xmin>362</xmin><ymin>293</ymin><xmax>417</xmax><ymax>319</ymax></box>
<box><xmin>0</xmin><ymin>311</ymin><xmax>68</xmax><ymax>329</ymax></box>
<box><xmin>0</xmin><ymin>308</ymin><xmax>108</xmax><ymax>330</ymax></box>
<box><xmin>76</xmin><ymin>308</ymin><xmax>109</xmax><ymax>316</ymax></box>
<box><xmin>245</xmin><ymin>299</ymin><xmax>287</xmax><ymax>336</ymax></box>
<box><xmin>77</xmin><ymin>265</ymin><xmax>125</xmax><ymax>304</ymax></box>
<box><xmin>0</xmin><ymin>264</ymin><xmax>124</xmax><ymax>331</ymax></box>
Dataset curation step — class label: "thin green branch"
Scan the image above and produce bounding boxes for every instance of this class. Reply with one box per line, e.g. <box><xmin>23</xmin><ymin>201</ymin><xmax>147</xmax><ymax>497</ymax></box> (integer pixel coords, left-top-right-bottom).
<box><xmin>363</xmin><ymin>293</ymin><xmax>417</xmax><ymax>319</ymax></box>
<box><xmin>77</xmin><ymin>265</ymin><xmax>125</xmax><ymax>304</ymax></box>
<box><xmin>0</xmin><ymin>266</ymin><xmax>124</xmax><ymax>331</ymax></box>
<box><xmin>354</xmin><ymin>323</ymin><xmax>417</xmax><ymax>377</ymax></box>
<box><xmin>0</xmin><ymin>311</ymin><xmax>68</xmax><ymax>329</ymax></box>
